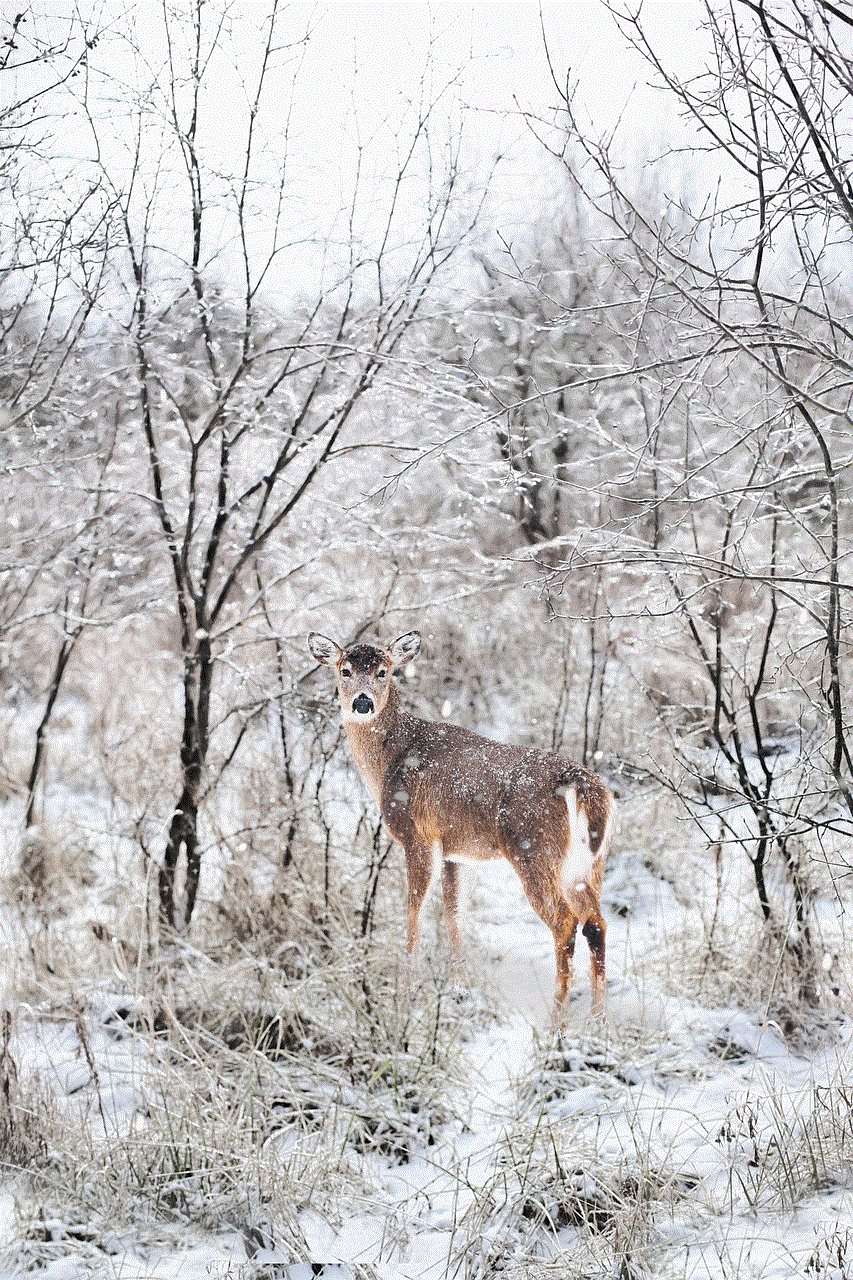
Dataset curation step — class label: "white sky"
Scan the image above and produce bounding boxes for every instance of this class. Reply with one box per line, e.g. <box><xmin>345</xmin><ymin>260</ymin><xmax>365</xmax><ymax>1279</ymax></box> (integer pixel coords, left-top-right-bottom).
<box><xmin>14</xmin><ymin>2</ymin><xmax>712</xmax><ymax>304</ymax></box>
<box><xmin>310</xmin><ymin>3</ymin><xmax>705</xmax><ymax>114</ymax></box>
<box><xmin>19</xmin><ymin>2</ymin><xmax>711</xmax><ymax>182</ymax></box>
<box><xmin>257</xmin><ymin>2</ymin><xmax>710</xmax><ymax>291</ymax></box>
<box><xmin>287</xmin><ymin>2</ymin><xmax>709</xmax><ymax>187</ymax></box>
<box><xmin>294</xmin><ymin>3</ymin><xmax>708</xmax><ymax>139</ymax></box>
<box><xmin>285</xmin><ymin>3</ymin><xmax>709</xmax><ymax>291</ymax></box>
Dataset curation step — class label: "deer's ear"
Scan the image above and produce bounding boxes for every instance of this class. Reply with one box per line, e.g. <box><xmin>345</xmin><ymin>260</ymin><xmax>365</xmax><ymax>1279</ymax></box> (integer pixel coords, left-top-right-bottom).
<box><xmin>389</xmin><ymin>631</ymin><xmax>421</xmax><ymax>667</ymax></box>
<box><xmin>308</xmin><ymin>632</ymin><xmax>342</xmax><ymax>666</ymax></box>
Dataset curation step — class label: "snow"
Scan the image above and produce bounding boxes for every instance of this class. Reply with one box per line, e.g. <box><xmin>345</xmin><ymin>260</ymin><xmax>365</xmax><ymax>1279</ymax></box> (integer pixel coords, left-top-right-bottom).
<box><xmin>2</xmin><ymin>743</ymin><xmax>851</xmax><ymax>1280</ymax></box>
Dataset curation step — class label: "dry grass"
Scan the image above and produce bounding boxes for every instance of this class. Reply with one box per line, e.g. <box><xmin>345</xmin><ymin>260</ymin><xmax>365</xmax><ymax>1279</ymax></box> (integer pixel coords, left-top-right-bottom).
<box><xmin>1</xmin><ymin>872</ymin><xmax>473</xmax><ymax>1271</ymax></box>
<box><xmin>2</xmin><ymin>613</ymin><xmax>852</xmax><ymax>1278</ymax></box>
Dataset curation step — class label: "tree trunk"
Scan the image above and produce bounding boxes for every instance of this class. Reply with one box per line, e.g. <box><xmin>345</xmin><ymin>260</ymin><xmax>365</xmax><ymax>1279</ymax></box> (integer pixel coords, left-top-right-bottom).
<box><xmin>159</xmin><ymin>641</ymin><xmax>213</xmax><ymax>929</ymax></box>
<box><xmin>25</xmin><ymin>635</ymin><xmax>78</xmax><ymax>831</ymax></box>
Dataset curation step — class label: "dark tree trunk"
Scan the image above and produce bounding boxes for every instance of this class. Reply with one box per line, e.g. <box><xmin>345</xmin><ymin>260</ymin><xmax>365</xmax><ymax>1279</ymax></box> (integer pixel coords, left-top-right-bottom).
<box><xmin>159</xmin><ymin>640</ymin><xmax>213</xmax><ymax>929</ymax></box>
<box><xmin>25</xmin><ymin>635</ymin><xmax>78</xmax><ymax>830</ymax></box>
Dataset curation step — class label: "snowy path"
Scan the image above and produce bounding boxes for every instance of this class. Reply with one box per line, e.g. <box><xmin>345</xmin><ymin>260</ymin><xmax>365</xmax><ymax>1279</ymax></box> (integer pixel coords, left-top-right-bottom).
<box><xmin>301</xmin><ymin>858</ymin><xmax>618</xmax><ymax>1278</ymax></box>
<box><xmin>299</xmin><ymin>857</ymin><xmax>853</xmax><ymax>1280</ymax></box>
<box><xmin>4</xmin><ymin>847</ymin><xmax>852</xmax><ymax>1280</ymax></box>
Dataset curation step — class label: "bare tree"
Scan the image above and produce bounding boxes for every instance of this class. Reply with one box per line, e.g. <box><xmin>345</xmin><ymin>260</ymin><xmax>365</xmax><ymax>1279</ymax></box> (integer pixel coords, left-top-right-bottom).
<box><xmin>520</xmin><ymin>0</ymin><xmax>853</xmax><ymax>999</ymax></box>
<box><xmin>26</xmin><ymin>0</ymin><xmax>489</xmax><ymax>929</ymax></box>
<box><xmin>0</xmin><ymin>8</ymin><xmax>121</xmax><ymax>841</ymax></box>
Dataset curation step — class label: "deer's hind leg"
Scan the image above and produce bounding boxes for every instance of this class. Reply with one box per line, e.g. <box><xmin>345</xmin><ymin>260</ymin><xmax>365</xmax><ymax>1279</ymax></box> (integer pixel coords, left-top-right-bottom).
<box><xmin>552</xmin><ymin>908</ymin><xmax>581</xmax><ymax>1026</ymax></box>
<box><xmin>513</xmin><ymin>859</ymin><xmax>580</xmax><ymax>1028</ymax></box>
<box><xmin>582</xmin><ymin>910</ymin><xmax>607</xmax><ymax>1021</ymax></box>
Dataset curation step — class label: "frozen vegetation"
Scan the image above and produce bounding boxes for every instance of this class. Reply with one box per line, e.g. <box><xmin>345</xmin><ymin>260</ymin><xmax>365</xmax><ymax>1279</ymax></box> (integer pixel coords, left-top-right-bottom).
<box><xmin>1</xmin><ymin>1</ymin><xmax>852</xmax><ymax>1277</ymax></box>
<box><xmin>0</xmin><ymin>633</ymin><xmax>850</xmax><ymax>1279</ymax></box>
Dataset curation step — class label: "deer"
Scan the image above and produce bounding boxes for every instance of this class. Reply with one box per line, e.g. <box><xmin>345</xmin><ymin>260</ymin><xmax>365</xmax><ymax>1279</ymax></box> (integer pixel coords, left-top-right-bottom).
<box><xmin>307</xmin><ymin>629</ymin><xmax>614</xmax><ymax>1025</ymax></box>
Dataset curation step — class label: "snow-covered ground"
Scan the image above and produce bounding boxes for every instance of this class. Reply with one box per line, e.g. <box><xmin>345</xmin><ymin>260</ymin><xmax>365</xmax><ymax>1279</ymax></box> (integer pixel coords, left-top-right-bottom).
<box><xmin>2</xmin><ymin>800</ymin><xmax>851</xmax><ymax>1280</ymax></box>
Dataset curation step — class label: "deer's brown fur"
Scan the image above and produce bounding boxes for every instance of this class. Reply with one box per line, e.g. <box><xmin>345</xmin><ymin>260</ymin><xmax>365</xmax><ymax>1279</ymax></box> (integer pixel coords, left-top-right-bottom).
<box><xmin>308</xmin><ymin>629</ymin><xmax>614</xmax><ymax>1023</ymax></box>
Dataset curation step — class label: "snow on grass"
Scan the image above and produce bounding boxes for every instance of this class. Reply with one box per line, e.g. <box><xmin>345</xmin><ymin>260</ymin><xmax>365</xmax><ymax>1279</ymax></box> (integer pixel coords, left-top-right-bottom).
<box><xmin>1</xmin><ymin>765</ymin><xmax>852</xmax><ymax>1279</ymax></box>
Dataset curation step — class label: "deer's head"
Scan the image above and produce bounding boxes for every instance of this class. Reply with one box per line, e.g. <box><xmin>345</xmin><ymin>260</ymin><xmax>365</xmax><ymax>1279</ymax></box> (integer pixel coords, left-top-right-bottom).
<box><xmin>308</xmin><ymin>631</ymin><xmax>421</xmax><ymax>724</ymax></box>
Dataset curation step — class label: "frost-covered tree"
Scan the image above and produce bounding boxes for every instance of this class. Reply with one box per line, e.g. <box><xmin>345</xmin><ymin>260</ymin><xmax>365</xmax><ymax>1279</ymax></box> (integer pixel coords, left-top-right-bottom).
<box><xmin>3</xmin><ymin>1</ymin><xmax>492</xmax><ymax>929</ymax></box>
<box><xmin>533</xmin><ymin>0</ymin><xmax>853</xmax><ymax>999</ymax></box>
<box><xmin>0</xmin><ymin>7</ymin><xmax>117</xmax><ymax>828</ymax></box>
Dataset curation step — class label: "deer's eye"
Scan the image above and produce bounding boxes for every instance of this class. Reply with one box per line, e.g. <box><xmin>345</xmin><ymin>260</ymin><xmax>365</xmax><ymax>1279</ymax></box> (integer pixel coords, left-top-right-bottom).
<box><xmin>377</xmin><ymin>668</ymin><xmax>387</xmax><ymax>679</ymax></box>
<box><xmin>342</xmin><ymin>667</ymin><xmax>352</xmax><ymax>679</ymax></box>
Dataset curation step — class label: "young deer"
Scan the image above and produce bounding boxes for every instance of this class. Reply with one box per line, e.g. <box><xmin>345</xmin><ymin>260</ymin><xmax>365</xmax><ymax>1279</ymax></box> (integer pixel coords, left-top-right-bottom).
<box><xmin>307</xmin><ymin>630</ymin><xmax>614</xmax><ymax>1023</ymax></box>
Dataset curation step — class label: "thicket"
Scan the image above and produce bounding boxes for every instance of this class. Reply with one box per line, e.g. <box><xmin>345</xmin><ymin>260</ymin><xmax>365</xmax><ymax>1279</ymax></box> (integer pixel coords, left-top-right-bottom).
<box><xmin>1</xmin><ymin>1</ymin><xmax>852</xmax><ymax>1271</ymax></box>
<box><xmin>1</xmin><ymin>0</ymin><xmax>850</xmax><ymax>1013</ymax></box>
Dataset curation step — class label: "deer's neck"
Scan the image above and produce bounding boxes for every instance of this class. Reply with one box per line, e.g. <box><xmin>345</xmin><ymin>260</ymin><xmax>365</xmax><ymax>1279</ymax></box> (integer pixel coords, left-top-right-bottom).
<box><xmin>343</xmin><ymin>683</ymin><xmax>411</xmax><ymax>807</ymax></box>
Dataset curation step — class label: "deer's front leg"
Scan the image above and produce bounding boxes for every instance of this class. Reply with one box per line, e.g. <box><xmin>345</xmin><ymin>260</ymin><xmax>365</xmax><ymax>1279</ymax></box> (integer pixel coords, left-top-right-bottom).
<box><xmin>440</xmin><ymin>858</ymin><xmax>462</xmax><ymax>957</ymax></box>
<box><xmin>404</xmin><ymin>838</ymin><xmax>434</xmax><ymax>955</ymax></box>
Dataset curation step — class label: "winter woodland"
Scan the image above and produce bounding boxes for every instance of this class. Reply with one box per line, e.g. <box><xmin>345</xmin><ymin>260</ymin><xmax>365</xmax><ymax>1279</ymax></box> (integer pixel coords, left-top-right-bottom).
<box><xmin>0</xmin><ymin>2</ymin><xmax>851</xmax><ymax>1276</ymax></box>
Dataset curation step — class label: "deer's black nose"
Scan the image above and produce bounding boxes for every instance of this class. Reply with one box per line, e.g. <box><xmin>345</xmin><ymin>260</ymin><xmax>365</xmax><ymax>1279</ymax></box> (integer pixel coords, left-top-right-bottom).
<box><xmin>352</xmin><ymin>693</ymin><xmax>374</xmax><ymax>715</ymax></box>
